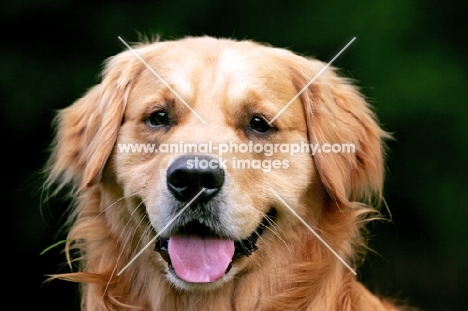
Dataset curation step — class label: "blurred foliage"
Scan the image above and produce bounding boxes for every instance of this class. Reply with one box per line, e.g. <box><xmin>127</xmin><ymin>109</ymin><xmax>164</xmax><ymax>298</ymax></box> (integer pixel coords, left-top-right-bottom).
<box><xmin>2</xmin><ymin>0</ymin><xmax>467</xmax><ymax>310</ymax></box>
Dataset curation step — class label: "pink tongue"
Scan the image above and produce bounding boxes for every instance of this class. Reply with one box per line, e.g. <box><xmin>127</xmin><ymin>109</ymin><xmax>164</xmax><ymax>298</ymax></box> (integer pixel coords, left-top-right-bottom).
<box><xmin>168</xmin><ymin>235</ymin><xmax>235</xmax><ymax>283</ymax></box>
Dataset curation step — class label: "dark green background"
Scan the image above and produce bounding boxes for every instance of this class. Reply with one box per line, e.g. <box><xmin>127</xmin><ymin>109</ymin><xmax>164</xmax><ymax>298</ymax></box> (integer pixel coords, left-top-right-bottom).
<box><xmin>2</xmin><ymin>1</ymin><xmax>467</xmax><ymax>310</ymax></box>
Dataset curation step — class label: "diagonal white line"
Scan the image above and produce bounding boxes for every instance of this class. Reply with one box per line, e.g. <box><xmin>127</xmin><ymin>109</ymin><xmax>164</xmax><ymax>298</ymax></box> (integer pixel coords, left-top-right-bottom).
<box><xmin>118</xmin><ymin>36</ymin><xmax>207</xmax><ymax>124</ymax></box>
<box><xmin>269</xmin><ymin>188</ymin><xmax>357</xmax><ymax>275</ymax></box>
<box><xmin>268</xmin><ymin>37</ymin><xmax>356</xmax><ymax>124</ymax></box>
<box><xmin>117</xmin><ymin>187</ymin><xmax>206</xmax><ymax>276</ymax></box>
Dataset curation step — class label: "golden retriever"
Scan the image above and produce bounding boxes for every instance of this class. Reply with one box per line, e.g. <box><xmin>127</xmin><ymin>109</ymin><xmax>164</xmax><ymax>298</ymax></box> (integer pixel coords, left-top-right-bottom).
<box><xmin>45</xmin><ymin>36</ymin><xmax>407</xmax><ymax>310</ymax></box>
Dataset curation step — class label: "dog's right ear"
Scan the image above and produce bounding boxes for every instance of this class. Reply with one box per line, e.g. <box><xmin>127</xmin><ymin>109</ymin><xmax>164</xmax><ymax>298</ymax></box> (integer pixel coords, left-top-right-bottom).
<box><xmin>45</xmin><ymin>49</ymin><xmax>145</xmax><ymax>192</ymax></box>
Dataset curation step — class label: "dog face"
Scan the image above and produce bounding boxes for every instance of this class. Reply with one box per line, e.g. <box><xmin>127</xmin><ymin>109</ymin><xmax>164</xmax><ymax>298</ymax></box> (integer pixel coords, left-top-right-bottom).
<box><xmin>46</xmin><ymin>36</ymin><xmax>387</xmax><ymax>306</ymax></box>
<box><xmin>110</xmin><ymin>38</ymin><xmax>321</xmax><ymax>289</ymax></box>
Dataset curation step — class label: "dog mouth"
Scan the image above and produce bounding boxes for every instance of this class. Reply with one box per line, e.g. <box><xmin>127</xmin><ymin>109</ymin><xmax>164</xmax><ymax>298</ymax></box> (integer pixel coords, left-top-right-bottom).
<box><xmin>154</xmin><ymin>209</ymin><xmax>277</xmax><ymax>283</ymax></box>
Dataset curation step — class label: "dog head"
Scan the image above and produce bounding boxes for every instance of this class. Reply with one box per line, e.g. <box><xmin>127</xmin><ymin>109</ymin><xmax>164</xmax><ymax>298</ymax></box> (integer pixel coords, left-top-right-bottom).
<box><xmin>46</xmin><ymin>37</ymin><xmax>387</xmax><ymax>295</ymax></box>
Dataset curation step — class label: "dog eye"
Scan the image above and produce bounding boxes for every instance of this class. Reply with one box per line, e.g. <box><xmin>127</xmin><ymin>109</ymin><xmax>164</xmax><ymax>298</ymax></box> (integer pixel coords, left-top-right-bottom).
<box><xmin>248</xmin><ymin>116</ymin><xmax>270</xmax><ymax>133</ymax></box>
<box><xmin>146</xmin><ymin>111</ymin><xmax>170</xmax><ymax>127</ymax></box>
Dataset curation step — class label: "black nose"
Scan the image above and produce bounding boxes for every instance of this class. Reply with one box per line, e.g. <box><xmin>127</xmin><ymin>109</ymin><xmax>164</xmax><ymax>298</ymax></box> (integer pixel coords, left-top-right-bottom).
<box><xmin>166</xmin><ymin>155</ymin><xmax>225</xmax><ymax>202</ymax></box>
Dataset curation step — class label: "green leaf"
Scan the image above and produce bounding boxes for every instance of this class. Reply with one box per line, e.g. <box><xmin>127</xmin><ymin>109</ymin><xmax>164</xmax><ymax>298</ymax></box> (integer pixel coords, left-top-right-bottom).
<box><xmin>40</xmin><ymin>240</ymin><xmax>67</xmax><ymax>255</ymax></box>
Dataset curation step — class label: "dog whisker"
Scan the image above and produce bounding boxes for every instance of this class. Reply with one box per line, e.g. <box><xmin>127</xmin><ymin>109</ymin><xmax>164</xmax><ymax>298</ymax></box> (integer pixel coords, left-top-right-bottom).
<box><xmin>128</xmin><ymin>212</ymin><xmax>153</xmax><ymax>254</ymax></box>
<box><xmin>130</xmin><ymin>224</ymin><xmax>156</xmax><ymax>261</ymax></box>
<box><xmin>92</xmin><ymin>192</ymin><xmax>139</xmax><ymax>223</ymax></box>
<box><xmin>103</xmin><ymin>201</ymin><xmax>145</xmax><ymax>300</ymax></box>
<box><xmin>264</xmin><ymin>225</ymin><xmax>291</xmax><ymax>254</ymax></box>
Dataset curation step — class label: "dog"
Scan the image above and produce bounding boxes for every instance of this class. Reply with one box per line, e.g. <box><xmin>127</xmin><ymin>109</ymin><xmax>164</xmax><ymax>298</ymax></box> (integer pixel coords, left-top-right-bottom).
<box><xmin>45</xmin><ymin>36</ymin><xmax>407</xmax><ymax>310</ymax></box>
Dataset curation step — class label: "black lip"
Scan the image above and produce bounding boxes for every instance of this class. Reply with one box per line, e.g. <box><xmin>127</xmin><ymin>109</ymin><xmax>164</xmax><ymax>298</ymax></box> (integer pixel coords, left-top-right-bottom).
<box><xmin>154</xmin><ymin>209</ymin><xmax>277</xmax><ymax>263</ymax></box>
<box><xmin>234</xmin><ymin>209</ymin><xmax>277</xmax><ymax>257</ymax></box>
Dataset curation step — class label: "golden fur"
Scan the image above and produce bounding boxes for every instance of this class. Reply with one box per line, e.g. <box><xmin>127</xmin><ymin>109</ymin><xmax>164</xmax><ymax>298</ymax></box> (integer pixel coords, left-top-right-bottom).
<box><xmin>45</xmin><ymin>36</ymin><xmax>407</xmax><ymax>310</ymax></box>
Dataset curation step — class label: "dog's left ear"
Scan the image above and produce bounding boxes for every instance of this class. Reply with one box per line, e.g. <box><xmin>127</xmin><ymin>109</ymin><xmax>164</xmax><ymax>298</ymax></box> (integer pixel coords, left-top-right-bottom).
<box><xmin>291</xmin><ymin>58</ymin><xmax>389</xmax><ymax>206</ymax></box>
<box><xmin>46</xmin><ymin>49</ymin><xmax>144</xmax><ymax>192</ymax></box>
